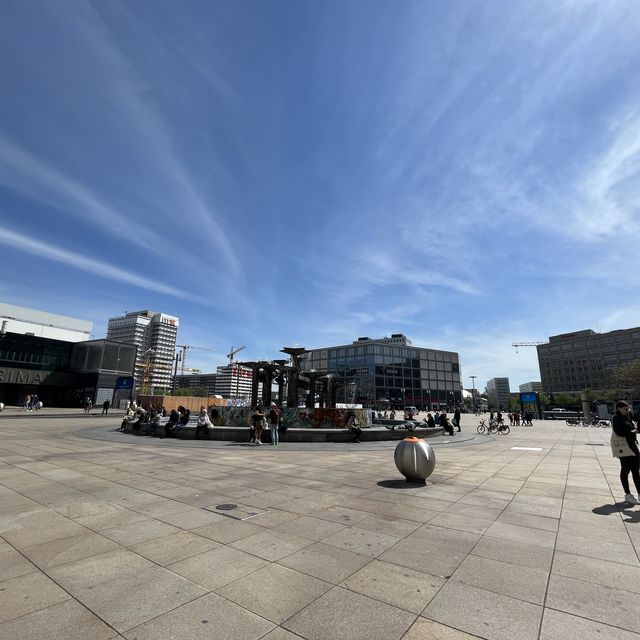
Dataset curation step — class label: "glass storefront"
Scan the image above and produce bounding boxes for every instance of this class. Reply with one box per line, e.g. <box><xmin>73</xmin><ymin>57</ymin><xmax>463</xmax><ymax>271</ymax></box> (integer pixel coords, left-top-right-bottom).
<box><xmin>0</xmin><ymin>333</ymin><xmax>135</xmax><ymax>407</ymax></box>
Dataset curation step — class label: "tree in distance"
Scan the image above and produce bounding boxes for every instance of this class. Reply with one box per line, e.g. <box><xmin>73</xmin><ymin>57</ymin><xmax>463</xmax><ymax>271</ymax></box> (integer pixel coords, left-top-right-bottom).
<box><xmin>611</xmin><ymin>359</ymin><xmax>640</xmax><ymax>398</ymax></box>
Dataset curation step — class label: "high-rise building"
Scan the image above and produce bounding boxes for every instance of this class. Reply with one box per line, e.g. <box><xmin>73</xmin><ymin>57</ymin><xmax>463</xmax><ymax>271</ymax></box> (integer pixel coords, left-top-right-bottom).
<box><xmin>215</xmin><ymin>364</ymin><xmax>254</xmax><ymax>399</ymax></box>
<box><xmin>106</xmin><ymin>310</ymin><xmax>179</xmax><ymax>391</ymax></box>
<box><xmin>537</xmin><ymin>327</ymin><xmax>640</xmax><ymax>393</ymax></box>
<box><xmin>0</xmin><ymin>302</ymin><xmax>92</xmax><ymax>342</ymax></box>
<box><xmin>301</xmin><ymin>334</ymin><xmax>462</xmax><ymax>409</ymax></box>
<box><xmin>519</xmin><ymin>381</ymin><xmax>543</xmax><ymax>393</ymax></box>
<box><xmin>486</xmin><ymin>377</ymin><xmax>511</xmax><ymax>409</ymax></box>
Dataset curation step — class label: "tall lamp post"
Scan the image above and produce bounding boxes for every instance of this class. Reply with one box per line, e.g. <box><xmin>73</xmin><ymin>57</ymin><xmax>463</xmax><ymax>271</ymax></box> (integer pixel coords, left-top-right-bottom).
<box><xmin>470</xmin><ymin>376</ymin><xmax>477</xmax><ymax>413</ymax></box>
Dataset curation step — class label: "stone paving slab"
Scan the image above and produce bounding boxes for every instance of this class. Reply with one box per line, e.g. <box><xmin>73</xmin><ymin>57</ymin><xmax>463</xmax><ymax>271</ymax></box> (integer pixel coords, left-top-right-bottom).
<box><xmin>216</xmin><ymin>563</ymin><xmax>332</xmax><ymax>624</ymax></box>
<box><xmin>283</xmin><ymin>586</ymin><xmax>416</xmax><ymax>640</ymax></box>
<box><xmin>122</xmin><ymin>592</ymin><xmax>275</xmax><ymax>639</ymax></box>
<box><xmin>0</xmin><ymin>598</ymin><xmax>118</xmax><ymax>640</ymax></box>
<box><xmin>0</xmin><ymin>411</ymin><xmax>639</xmax><ymax>639</ymax></box>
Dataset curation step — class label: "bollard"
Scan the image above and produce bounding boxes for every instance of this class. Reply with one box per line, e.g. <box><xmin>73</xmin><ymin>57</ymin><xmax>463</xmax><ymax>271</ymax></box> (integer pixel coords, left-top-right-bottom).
<box><xmin>394</xmin><ymin>436</ymin><xmax>436</xmax><ymax>484</ymax></box>
<box><xmin>0</xmin><ymin>402</ymin><xmax>4</xmax><ymax>412</ymax></box>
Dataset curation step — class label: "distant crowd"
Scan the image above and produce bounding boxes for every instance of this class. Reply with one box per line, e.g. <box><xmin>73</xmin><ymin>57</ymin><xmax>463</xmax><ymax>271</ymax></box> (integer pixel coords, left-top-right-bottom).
<box><xmin>22</xmin><ymin>394</ymin><xmax>42</xmax><ymax>411</ymax></box>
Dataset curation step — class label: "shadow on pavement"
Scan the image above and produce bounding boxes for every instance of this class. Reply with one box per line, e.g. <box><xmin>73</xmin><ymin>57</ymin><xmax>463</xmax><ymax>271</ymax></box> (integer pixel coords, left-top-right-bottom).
<box><xmin>593</xmin><ymin>503</ymin><xmax>640</xmax><ymax>523</ymax></box>
<box><xmin>377</xmin><ymin>478</ymin><xmax>432</xmax><ymax>489</ymax></box>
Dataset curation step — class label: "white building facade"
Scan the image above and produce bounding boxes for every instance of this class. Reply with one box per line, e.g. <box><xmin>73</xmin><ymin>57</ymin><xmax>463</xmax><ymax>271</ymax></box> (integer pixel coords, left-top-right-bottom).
<box><xmin>0</xmin><ymin>303</ymin><xmax>92</xmax><ymax>342</ymax></box>
<box><xmin>215</xmin><ymin>364</ymin><xmax>254</xmax><ymax>400</ymax></box>
<box><xmin>106</xmin><ymin>310</ymin><xmax>179</xmax><ymax>391</ymax></box>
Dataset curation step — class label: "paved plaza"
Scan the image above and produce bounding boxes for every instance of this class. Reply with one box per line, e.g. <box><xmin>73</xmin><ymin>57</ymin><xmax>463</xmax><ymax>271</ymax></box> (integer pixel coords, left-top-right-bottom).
<box><xmin>0</xmin><ymin>410</ymin><xmax>639</xmax><ymax>639</ymax></box>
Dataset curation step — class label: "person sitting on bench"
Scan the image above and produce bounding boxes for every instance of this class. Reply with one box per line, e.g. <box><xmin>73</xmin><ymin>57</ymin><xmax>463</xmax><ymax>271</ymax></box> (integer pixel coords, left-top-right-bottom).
<box><xmin>165</xmin><ymin>408</ymin><xmax>181</xmax><ymax>437</ymax></box>
<box><xmin>440</xmin><ymin>411</ymin><xmax>455</xmax><ymax>436</ymax></box>
<box><xmin>145</xmin><ymin>410</ymin><xmax>163</xmax><ymax>435</ymax></box>
<box><xmin>346</xmin><ymin>413</ymin><xmax>363</xmax><ymax>443</ymax></box>
<box><xmin>196</xmin><ymin>406</ymin><xmax>214</xmax><ymax>439</ymax></box>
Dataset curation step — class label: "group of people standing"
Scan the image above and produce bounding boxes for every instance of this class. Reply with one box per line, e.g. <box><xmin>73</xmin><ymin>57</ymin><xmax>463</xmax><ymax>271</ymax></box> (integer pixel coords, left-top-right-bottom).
<box><xmin>250</xmin><ymin>402</ymin><xmax>283</xmax><ymax>445</ymax></box>
<box><xmin>507</xmin><ymin>411</ymin><xmax>533</xmax><ymax>426</ymax></box>
<box><xmin>22</xmin><ymin>394</ymin><xmax>41</xmax><ymax>411</ymax></box>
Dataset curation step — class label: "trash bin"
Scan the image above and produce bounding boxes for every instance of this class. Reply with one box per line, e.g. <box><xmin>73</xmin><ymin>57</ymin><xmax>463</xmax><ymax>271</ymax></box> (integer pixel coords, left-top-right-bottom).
<box><xmin>394</xmin><ymin>436</ymin><xmax>436</xmax><ymax>484</ymax></box>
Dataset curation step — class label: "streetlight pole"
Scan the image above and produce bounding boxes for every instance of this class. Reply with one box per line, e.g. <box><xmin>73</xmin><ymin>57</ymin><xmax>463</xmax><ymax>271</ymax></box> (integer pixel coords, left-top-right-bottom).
<box><xmin>470</xmin><ymin>376</ymin><xmax>477</xmax><ymax>414</ymax></box>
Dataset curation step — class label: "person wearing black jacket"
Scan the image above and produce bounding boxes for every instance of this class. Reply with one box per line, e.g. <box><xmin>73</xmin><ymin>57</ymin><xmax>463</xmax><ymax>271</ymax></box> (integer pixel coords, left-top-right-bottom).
<box><xmin>440</xmin><ymin>411</ymin><xmax>455</xmax><ymax>436</ymax></box>
<box><xmin>612</xmin><ymin>401</ymin><xmax>640</xmax><ymax>505</ymax></box>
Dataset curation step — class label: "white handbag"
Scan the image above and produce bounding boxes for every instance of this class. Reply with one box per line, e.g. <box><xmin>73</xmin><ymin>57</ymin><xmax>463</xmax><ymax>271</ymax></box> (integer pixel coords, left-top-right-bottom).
<box><xmin>611</xmin><ymin>432</ymin><xmax>635</xmax><ymax>458</ymax></box>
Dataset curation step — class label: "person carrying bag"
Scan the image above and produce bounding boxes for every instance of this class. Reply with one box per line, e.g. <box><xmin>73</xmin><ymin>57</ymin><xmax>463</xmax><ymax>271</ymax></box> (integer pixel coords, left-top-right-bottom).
<box><xmin>611</xmin><ymin>400</ymin><xmax>640</xmax><ymax>505</ymax></box>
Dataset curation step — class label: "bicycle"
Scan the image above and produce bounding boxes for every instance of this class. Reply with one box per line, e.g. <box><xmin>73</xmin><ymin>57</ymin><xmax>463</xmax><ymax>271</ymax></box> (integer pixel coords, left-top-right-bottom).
<box><xmin>477</xmin><ymin>419</ymin><xmax>489</xmax><ymax>434</ymax></box>
<box><xmin>493</xmin><ymin>421</ymin><xmax>510</xmax><ymax>435</ymax></box>
<box><xmin>477</xmin><ymin>419</ymin><xmax>510</xmax><ymax>435</ymax></box>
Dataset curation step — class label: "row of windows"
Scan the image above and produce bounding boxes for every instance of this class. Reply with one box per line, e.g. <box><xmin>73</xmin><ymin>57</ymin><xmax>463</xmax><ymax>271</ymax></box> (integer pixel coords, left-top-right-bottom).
<box><xmin>312</xmin><ymin>358</ymin><xmax>460</xmax><ymax>374</ymax></box>
<box><xmin>0</xmin><ymin>335</ymin><xmax>72</xmax><ymax>370</ymax></box>
<box><xmin>308</xmin><ymin>346</ymin><xmax>458</xmax><ymax>362</ymax></box>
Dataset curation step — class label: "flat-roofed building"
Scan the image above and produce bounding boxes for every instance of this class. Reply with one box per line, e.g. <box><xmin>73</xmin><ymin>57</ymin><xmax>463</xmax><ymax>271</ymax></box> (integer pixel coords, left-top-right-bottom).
<box><xmin>215</xmin><ymin>364</ymin><xmax>254</xmax><ymax>400</ymax></box>
<box><xmin>301</xmin><ymin>334</ymin><xmax>462</xmax><ymax>409</ymax></box>
<box><xmin>0</xmin><ymin>302</ymin><xmax>92</xmax><ymax>342</ymax></box>
<box><xmin>519</xmin><ymin>381</ymin><xmax>543</xmax><ymax>393</ymax></box>
<box><xmin>174</xmin><ymin>373</ymin><xmax>218</xmax><ymax>396</ymax></box>
<box><xmin>537</xmin><ymin>327</ymin><xmax>640</xmax><ymax>393</ymax></box>
<box><xmin>486</xmin><ymin>377</ymin><xmax>511</xmax><ymax>410</ymax></box>
<box><xmin>0</xmin><ymin>331</ymin><xmax>135</xmax><ymax>407</ymax></box>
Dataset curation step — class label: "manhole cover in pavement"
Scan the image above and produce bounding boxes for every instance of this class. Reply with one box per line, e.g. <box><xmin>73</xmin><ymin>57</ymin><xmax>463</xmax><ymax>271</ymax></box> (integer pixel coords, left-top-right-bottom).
<box><xmin>207</xmin><ymin>502</ymin><xmax>269</xmax><ymax>520</ymax></box>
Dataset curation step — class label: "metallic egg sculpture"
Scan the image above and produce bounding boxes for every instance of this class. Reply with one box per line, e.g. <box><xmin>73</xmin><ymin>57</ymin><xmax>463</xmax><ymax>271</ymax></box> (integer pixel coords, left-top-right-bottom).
<box><xmin>0</xmin><ymin>402</ymin><xmax>4</xmax><ymax>413</ymax></box>
<box><xmin>394</xmin><ymin>436</ymin><xmax>436</xmax><ymax>484</ymax></box>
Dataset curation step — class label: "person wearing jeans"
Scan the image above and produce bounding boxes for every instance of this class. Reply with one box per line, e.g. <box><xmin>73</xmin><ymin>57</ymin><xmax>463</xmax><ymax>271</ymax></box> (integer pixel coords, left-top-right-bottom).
<box><xmin>611</xmin><ymin>400</ymin><xmax>640</xmax><ymax>505</ymax></box>
<box><xmin>268</xmin><ymin>402</ymin><xmax>280</xmax><ymax>445</ymax></box>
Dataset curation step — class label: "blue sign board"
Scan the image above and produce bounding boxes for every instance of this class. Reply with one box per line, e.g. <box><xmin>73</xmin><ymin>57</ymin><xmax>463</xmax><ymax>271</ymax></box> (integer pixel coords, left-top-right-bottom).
<box><xmin>115</xmin><ymin>376</ymin><xmax>134</xmax><ymax>390</ymax></box>
<box><xmin>519</xmin><ymin>392</ymin><xmax>538</xmax><ymax>404</ymax></box>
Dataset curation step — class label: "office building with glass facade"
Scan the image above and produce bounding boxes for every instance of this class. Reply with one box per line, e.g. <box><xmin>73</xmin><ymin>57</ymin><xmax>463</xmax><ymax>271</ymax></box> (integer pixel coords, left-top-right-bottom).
<box><xmin>301</xmin><ymin>334</ymin><xmax>462</xmax><ymax>409</ymax></box>
<box><xmin>0</xmin><ymin>332</ymin><xmax>136</xmax><ymax>407</ymax></box>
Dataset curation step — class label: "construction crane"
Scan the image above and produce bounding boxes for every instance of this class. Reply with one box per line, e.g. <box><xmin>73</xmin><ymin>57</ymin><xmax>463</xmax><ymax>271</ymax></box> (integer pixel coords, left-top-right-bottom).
<box><xmin>175</xmin><ymin>344</ymin><xmax>214</xmax><ymax>375</ymax></box>
<box><xmin>226</xmin><ymin>345</ymin><xmax>246</xmax><ymax>363</ymax></box>
<box><xmin>512</xmin><ymin>341</ymin><xmax>547</xmax><ymax>354</ymax></box>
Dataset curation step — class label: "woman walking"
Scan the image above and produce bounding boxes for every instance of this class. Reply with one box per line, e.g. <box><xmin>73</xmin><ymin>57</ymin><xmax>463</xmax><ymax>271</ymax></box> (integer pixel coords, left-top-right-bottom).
<box><xmin>611</xmin><ymin>401</ymin><xmax>640</xmax><ymax>505</ymax></box>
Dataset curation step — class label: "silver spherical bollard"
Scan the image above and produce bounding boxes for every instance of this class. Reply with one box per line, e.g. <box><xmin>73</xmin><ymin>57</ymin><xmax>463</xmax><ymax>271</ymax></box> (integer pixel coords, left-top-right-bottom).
<box><xmin>394</xmin><ymin>437</ymin><xmax>436</xmax><ymax>484</ymax></box>
<box><xmin>0</xmin><ymin>402</ymin><xmax>4</xmax><ymax>412</ymax></box>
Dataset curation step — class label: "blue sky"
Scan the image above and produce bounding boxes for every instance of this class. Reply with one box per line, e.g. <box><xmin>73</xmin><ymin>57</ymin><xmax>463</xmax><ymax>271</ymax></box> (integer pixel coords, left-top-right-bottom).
<box><xmin>1</xmin><ymin>1</ymin><xmax>640</xmax><ymax>390</ymax></box>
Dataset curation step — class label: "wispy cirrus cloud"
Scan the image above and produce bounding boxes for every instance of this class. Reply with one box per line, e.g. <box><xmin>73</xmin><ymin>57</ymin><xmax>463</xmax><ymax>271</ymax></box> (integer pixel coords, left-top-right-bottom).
<box><xmin>0</xmin><ymin>135</ymin><xmax>168</xmax><ymax>251</ymax></box>
<box><xmin>0</xmin><ymin>225</ymin><xmax>202</xmax><ymax>301</ymax></box>
<box><xmin>54</xmin><ymin>1</ymin><xmax>244</xmax><ymax>281</ymax></box>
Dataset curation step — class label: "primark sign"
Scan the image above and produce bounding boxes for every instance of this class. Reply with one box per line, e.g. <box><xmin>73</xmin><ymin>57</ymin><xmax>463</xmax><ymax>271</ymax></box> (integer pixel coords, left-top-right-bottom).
<box><xmin>0</xmin><ymin>368</ymin><xmax>53</xmax><ymax>385</ymax></box>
